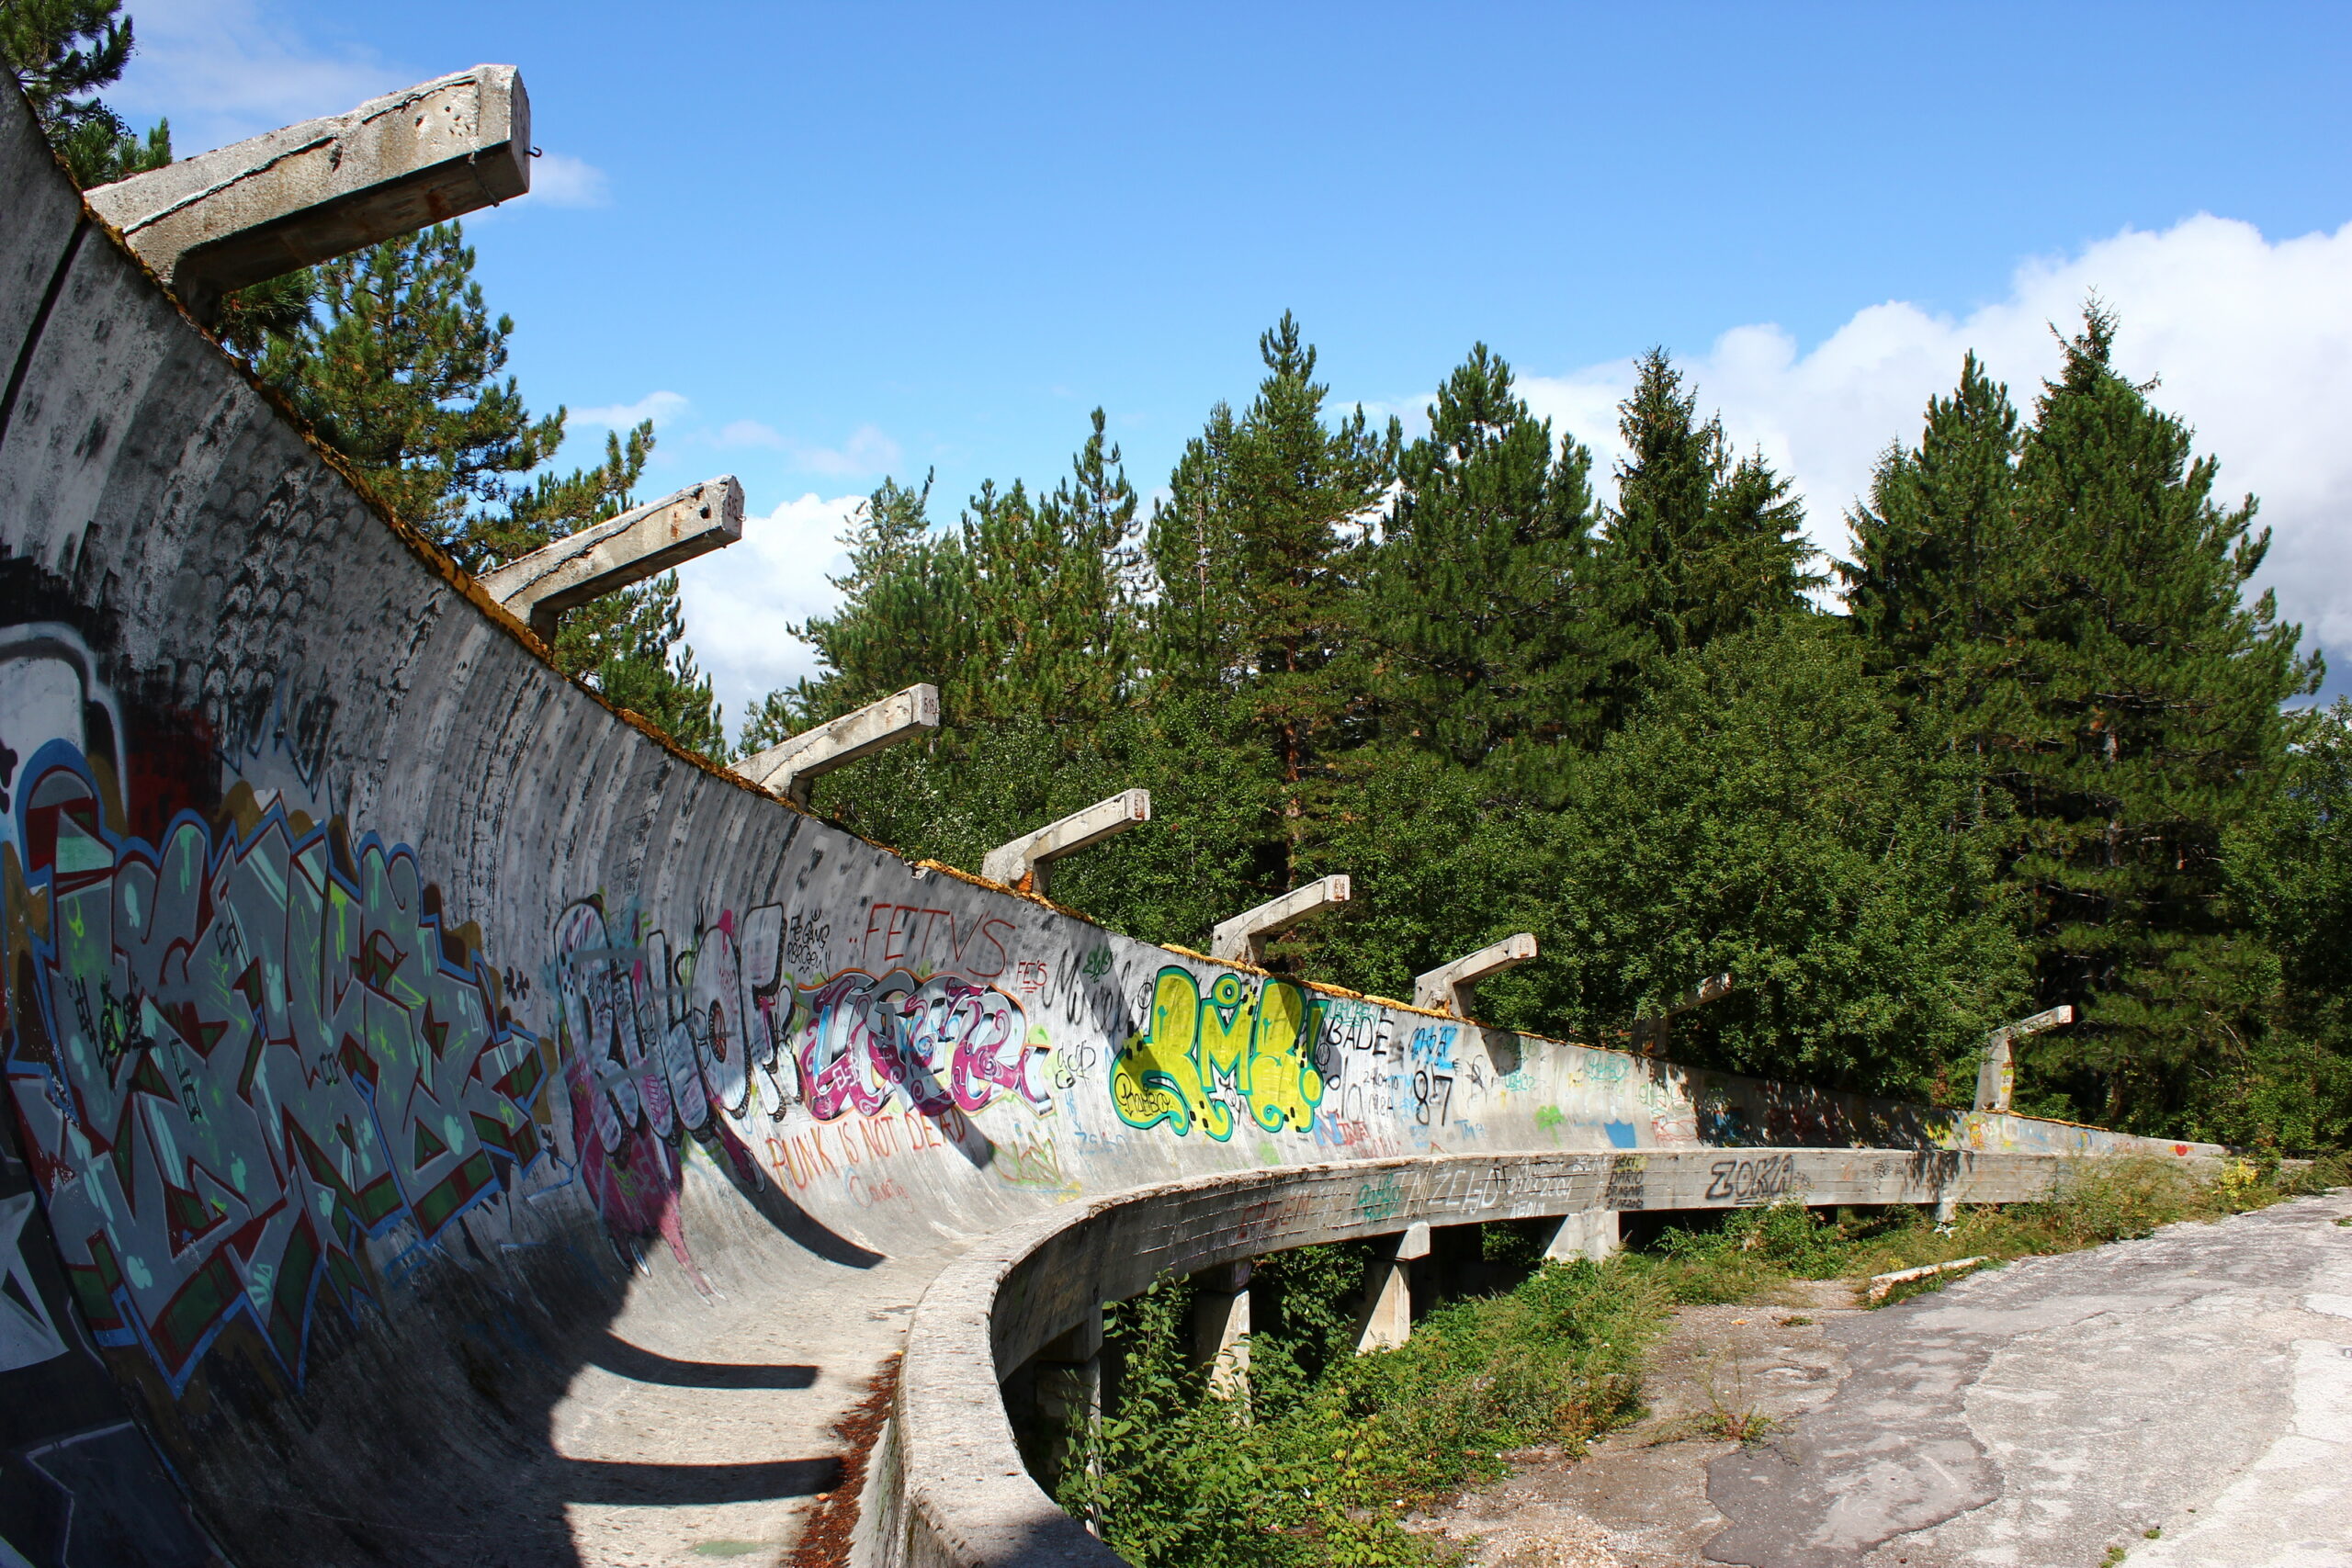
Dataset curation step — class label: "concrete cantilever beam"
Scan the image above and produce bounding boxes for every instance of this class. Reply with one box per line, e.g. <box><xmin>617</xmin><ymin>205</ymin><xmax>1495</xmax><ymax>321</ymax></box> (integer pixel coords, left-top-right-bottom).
<box><xmin>1413</xmin><ymin>931</ymin><xmax>1538</xmax><ymax>1016</ymax></box>
<box><xmin>1973</xmin><ymin>1004</ymin><xmax>2074</xmax><ymax>1113</ymax></box>
<box><xmin>979</xmin><ymin>789</ymin><xmax>1150</xmax><ymax>895</ymax></box>
<box><xmin>85</xmin><ymin>65</ymin><xmax>531</xmax><ymax>322</ymax></box>
<box><xmin>477</xmin><ymin>477</ymin><xmax>743</xmax><ymax>644</ymax></box>
<box><xmin>734</xmin><ymin>683</ymin><xmax>941</xmax><ymax>804</ymax></box>
<box><xmin>1209</xmin><ymin>874</ymin><xmax>1351</xmax><ymax>964</ymax></box>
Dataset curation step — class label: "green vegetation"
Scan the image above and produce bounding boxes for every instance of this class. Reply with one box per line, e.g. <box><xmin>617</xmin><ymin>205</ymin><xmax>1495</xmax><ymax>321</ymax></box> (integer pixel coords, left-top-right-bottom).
<box><xmin>1057</xmin><ymin>1248</ymin><xmax>1667</xmax><ymax>1568</ymax></box>
<box><xmin>778</xmin><ymin>311</ymin><xmax>2346</xmax><ymax>1148</ymax></box>
<box><xmin>1623</xmin><ymin>1153</ymin><xmax>2343</xmax><ymax>1311</ymax></box>
<box><xmin>1061</xmin><ymin>1156</ymin><xmax>2344</xmax><ymax>1565</ymax></box>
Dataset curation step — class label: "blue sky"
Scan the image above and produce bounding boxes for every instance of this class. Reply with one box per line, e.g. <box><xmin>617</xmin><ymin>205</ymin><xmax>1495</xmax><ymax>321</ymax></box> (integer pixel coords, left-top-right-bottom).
<box><xmin>113</xmin><ymin>2</ymin><xmax>2352</xmax><ymax>728</ymax></box>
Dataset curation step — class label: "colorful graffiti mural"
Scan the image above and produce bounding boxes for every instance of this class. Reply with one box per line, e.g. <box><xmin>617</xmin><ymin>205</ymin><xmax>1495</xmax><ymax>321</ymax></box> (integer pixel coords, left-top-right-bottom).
<box><xmin>790</xmin><ymin>967</ymin><xmax>1049</xmax><ymax>1122</ymax></box>
<box><xmin>1</xmin><ymin>739</ymin><xmax>547</xmax><ymax>1394</ymax></box>
<box><xmin>1110</xmin><ymin>965</ymin><xmax>1325</xmax><ymax>1139</ymax></box>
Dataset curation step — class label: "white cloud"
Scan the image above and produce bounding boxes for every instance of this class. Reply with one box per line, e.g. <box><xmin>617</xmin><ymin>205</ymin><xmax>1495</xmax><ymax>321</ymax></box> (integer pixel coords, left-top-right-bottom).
<box><xmin>110</xmin><ymin>0</ymin><xmax>405</xmax><ymax>153</ymax></box>
<box><xmin>673</xmin><ymin>492</ymin><xmax>865</xmax><ymax>730</ymax></box>
<box><xmin>1515</xmin><ymin>214</ymin><xmax>2352</xmax><ymax>657</ymax></box>
<box><xmin>521</xmin><ymin>152</ymin><xmax>610</xmax><ymax>209</ymax></box>
<box><xmin>791</xmin><ymin>423</ymin><xmax>902</xmax><ymax>478</ymax></box>
<box><xmin>717</xmin><ymin>419</ymin><xmax>787</xmax><ymax>450</ymax></box>
<box><xmin>571</xmin><ymin>390</ymin><xmax>691</xmax><ymax>430</ymax></box>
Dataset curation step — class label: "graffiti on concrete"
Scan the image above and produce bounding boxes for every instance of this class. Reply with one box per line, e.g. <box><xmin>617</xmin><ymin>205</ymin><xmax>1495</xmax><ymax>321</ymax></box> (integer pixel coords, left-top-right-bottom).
<box><xmin>789</xmin><ymin>967</ymin><xmax>1049</xmax><ymax>1122</ymax></box>
<box><xmin>2</xmin><ymin>739</ymin><xmax>548</xmax><ymax>1395</ymax></box>
<box><xmin>1110</xmin><ymin>965</ymin><xmax>1324</xmax><ymax>1139</ymax></box>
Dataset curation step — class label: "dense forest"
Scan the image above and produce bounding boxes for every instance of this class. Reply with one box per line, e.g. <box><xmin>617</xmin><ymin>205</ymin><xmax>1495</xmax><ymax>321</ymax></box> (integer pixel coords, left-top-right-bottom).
<box><xmin>750</xmin><ymin>317</ymin><xmax>2349</xmax><ymax>1150</ymax></box>
<box><xmin>17</xmin><ymin>0</ymin><xmax>2346</xmax><ymax>1149</ymax></box>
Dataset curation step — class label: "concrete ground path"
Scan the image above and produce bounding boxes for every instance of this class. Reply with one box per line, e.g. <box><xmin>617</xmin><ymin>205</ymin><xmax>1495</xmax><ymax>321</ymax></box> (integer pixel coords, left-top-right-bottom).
<box><xmin>1430</xmin><ymin>1189</ymin><xmax>2352</xmax><ymax>1568</ymax></box>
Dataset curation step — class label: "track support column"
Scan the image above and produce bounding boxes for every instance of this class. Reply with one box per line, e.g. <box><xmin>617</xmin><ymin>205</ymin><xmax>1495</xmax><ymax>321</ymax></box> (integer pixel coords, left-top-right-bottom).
<box><xmin>1357</xmin><ymin>1223</ymin><xmax>1430</xmax><ymax>1352</ymax></box>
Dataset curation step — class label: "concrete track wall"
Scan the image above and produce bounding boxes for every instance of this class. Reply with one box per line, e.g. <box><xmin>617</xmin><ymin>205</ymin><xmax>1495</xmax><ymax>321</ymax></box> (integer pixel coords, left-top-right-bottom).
<box><xmin>0</xmin><ymin>86</ymin><xmax>2212</xmax><ymax>1568</ymax></box>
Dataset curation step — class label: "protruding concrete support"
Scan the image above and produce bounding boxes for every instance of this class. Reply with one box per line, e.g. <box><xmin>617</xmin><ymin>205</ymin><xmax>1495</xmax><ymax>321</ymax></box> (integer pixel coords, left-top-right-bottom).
<box><xmin>1210</xmin><ymin>874</ymin><xmax>1351</xmax><ymax>965</ymax></box>
<box><xmin>981</xmin><ymin>789</ymin><xmax>1150</xmax><ymax>896</ymax></box>
<box><xmin>1190</xmin><ymin>1260</ymin><xmax>1251</xmax><ymax>1402</ymax></box>
<box><xmin>1031</xmin><ymin>1309</ymin><xmax>1103</xmax><ymax>1503</ymax></box>
<box><xmin>1356</xmin><ymin>1223</ymin><xmax>1430</xmax><ymax>1353</ymax></box>
<box><xmin>734</xmin><ymin>683</ymin><xmax>942</xmax><ymax>804</ymax></box>
<box><xmin>1630</xmin><ymin>971</ymin><xmax>1737</xmax><ymax>1055</ymax></box>
<box><xmin>1540</xmin><ymin>1208</ymin><xmax>1620</xmax><ymax>1264</ymax></box>
<box><xmin>1414</xmin><ymin>932</ymin><xmax>1538</xmax><ymax>1016</ymax></box>
<box><xmin>478</xmin><ymin>477</ymin><xmax>743</xmax><ymax>643</ymax></box>
<box><xmin>86</xmin><ymin>65</ymin><xmax>531</xmax><ymax>323</ymax></box>
<box><xmin>1973</xmin><ymin>1004</ymin><xmax>2074</xmax><ymax>1113</ymax></box>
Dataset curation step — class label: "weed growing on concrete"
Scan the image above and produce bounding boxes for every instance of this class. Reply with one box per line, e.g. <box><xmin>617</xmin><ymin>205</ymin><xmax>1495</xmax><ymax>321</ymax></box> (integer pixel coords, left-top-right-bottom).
<box><xmin>1057</xmin><ymin>1252</ymin><xmax>1670</xmax><ymax>1567</ymax></box>
<box><xmin>1625</xmin><ymin>1154</ymin><xmax>2339</xmax><ymax>1308</ymax></box>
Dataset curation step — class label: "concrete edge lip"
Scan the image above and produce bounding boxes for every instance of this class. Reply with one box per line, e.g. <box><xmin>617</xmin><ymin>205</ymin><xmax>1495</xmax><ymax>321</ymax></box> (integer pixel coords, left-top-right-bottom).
<box><xmin>870</xmin><ymin>1147</ymin><xmax>2072</xmax><ymax>1568</ymax></box>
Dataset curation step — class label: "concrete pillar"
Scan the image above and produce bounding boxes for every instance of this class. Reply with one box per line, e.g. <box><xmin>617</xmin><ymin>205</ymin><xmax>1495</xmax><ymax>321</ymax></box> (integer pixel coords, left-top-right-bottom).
<box><xmin>1191</xmin><ymin>1260</ymin><xmax>1251</xmax><ymax>1402</ymax></box>
<box><xmin>1030</xmin><ymin>1308</ymin><xmax>1103</xmax><ymax>1502</ymax></box>
<box><xmin>478</xmin><ymin>477</ymin><xmax>743</xmax><ymax>644</ymax></box>
<box><xmin>86</xmin><ymin>66</ymin><xmax>531</xmax><ymax>323</ymax></box>
<box><xmin>733</xmin><ymin>683</ymin><xmax>941</xmax><ymax>804</ymax></box>
<box><xmin>980</xmin><ymin>789</ymin><xmax>1150</xmax><ymax>897</ymax></box>
<box><xmin>1973</xmin><ymin>1005</ymin><xmax>2074</xmax><ymax>1112</ymax></box>
<box><xmin>1210</xmin><ymin>875</ymin><xmax>1351</xmax><ymax>965</ymax></box>
<box><xmin>1413</xmin><ymin>932</ymin><xmax>1537</xmax><ymax>1017</ymax></box>
<box><xmin>1541</xmin><ymin>1209</ymin><xmax>1620</xmax><ymax>1264</ymax></box>
<box><xmin>1356</xmin><ymin>1222</ymin><xmax>1430</xmax><ymax>1353</ymax></box>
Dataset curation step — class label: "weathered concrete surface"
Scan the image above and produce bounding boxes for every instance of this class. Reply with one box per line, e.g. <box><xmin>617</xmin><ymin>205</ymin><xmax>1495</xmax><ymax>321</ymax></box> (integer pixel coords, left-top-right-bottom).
<box><xmin>1210</xmin><ymin>874</ymin><xmax>1351</xmax><ymax>963</ymax></box>
<box><xmin>978</xmin><ymin>789</ymin><xmax>1149</xmax><ymax>896</ymax></box>
<box><xmin>1416</xmin><ymin>932</ymin><xmax>1539</xmax><ymax>1015</ymax></box>
<box><xmin>0</xmin><ymin>70</ymin><xmax>2225</xmax><ymax>1568</ymax></box>
<box><xmin>85</xmin><ymin>65</ymin><xmax>530</xmax><ymax>320</ymax></box>
<box><xmin>478</xmin><ymin>474</ymin><xmax>743</xmax><ymax>643</ymax></box>
<box><xmin>1704</xmin><ymin>1191</ymin><xmax>2352</xmax><ymax>1567</ymax></box>
<box><xmin>734</xmin><ymin>682</ymin><xmax>940</xmax><ymax>801</ymax></box>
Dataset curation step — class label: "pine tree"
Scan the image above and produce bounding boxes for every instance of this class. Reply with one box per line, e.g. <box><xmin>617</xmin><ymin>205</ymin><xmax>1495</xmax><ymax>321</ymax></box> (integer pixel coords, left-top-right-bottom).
<box><xmin>763</xmin><ymin>471</ymin><xmax>972</xmax><ymax>745</ymax></box>
<box><xmin>3</xmin><ymin>0</ymin><xmax>170</xmax><ymax>185</ymax></box>
<box><xmin>1994</xmin><ymin>308</ymin><xmax>2318</xmax><ymax>1123</ymax></box>
<box><xmin>257</xmin><ymin>224</ymin><xmax>562</xmax><ymax>544</ymax></box>
<box><xmin>1599</xmin><ymin>350</ymin><xmax>1820</xmax><ymax>710</ymax></box>
<box><xmin>1145</xmin><ymin>313</ymin><xmax>1394</xmax><ymax>895</ymax></box>
<box><xmin>1363</xmin><ymin>343</ymin><xmax>1611</xmax><ymax>773</ymax></box>
<box><xmin>1841</xmin><ymin>352</ymin><xmax>2026</xmax><ymax>704</ymax></box>
<box><xmin>957</xmin><ymin>410</ymin><xmax>1142</xmax><ymax>726</ymax></box>
<box><xmin>1849</xmin><ymin>310</ymin><xmax>2322</xmax><ymax>1127</ymax></box>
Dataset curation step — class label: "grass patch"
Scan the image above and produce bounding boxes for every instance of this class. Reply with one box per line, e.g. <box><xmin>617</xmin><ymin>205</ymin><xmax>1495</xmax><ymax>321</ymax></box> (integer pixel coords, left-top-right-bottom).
<box><xmin>1625</xmin><ymin>1153</ymin><xmax>2343</xmax><ymax>1308</ymax></box>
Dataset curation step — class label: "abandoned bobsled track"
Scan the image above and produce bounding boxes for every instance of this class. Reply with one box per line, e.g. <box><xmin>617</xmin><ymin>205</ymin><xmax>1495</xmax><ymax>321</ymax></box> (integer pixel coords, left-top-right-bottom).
<box><xmin>0</xmin><ymin>73</ymin><xmax>2221</xmax><ymax>1568</ymax></box>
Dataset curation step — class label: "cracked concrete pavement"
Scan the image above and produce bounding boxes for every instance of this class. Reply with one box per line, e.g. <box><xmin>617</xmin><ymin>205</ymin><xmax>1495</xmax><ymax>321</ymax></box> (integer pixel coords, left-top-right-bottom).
<box><xmin>1430</xmin><ymin>1189</ymin><xmax>2352</xmax><ymax>1568</ymax></box>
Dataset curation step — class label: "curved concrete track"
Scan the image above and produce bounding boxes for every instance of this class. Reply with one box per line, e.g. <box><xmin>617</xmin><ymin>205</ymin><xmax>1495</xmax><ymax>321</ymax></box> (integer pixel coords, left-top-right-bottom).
<box><xmin>0</xmin><ymin>83</ymin><xmax>2214</xmax><ymax>1568</ymax></box>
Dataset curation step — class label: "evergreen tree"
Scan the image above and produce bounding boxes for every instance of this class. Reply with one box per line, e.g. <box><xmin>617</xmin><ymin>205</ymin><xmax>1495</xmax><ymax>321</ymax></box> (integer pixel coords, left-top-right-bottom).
<box><xmin>1849</xmin><ymin>310</ymin><xmax>2321</xmax><ymax>1126</ymax></box>
<box><xmin>1145</xmin><ymin>313</ymin><xmax>1394</xmax><ymax>900</ymax></box>
<box><xmin>759</xmin><ymin>472</ymin><xmax>973</xmax><ymax>747</ymax></box>
<box><xmin>1363</xmin><ymin>343</ymin><xmax>1611</xmax><ymax>773</ymax></box>
<box><xmin>257</xmin><ymin>223</ymin><xmax>563</xmax><ymax>544</ymax></box>
<box><xmin>1995</xmin><ymin>309</ymin><xmax>2318</xmax><ymax>1123</ymax></box>
<box><xmin>1598</xmin><ymin>350</ymin><xmax>1820</xmax><ymax>711</ymax></box>
<box><xmin>2</xmin><ymin>0</ymin><xmax>167</xmax><ymax>186</ymax></box>
<box><xmin>957</xmin><ymin>408</ymin><xmax>1143</xmax><ymax>726</ymax></box>
<box><xmin>1841</xmin><ymin>352</ymin><xmax>2025</xmax><ymax>693</ymax></box>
